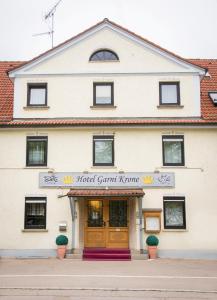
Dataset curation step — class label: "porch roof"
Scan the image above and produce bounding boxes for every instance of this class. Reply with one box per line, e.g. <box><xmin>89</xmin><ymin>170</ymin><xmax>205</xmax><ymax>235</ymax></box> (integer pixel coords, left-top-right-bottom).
<box><xmin>67</xmin><ymin>188</ymin><xmax>144</xmax><ymax>197</ymax></box>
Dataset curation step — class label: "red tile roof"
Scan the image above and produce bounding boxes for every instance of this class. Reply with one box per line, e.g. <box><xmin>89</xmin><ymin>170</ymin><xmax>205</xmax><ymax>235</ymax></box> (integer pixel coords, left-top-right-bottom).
<box><xmin>67</xmin><ymin>188</ymin><xmax>145</xmax><ymax>197</ymax></box>
<box><xmin>1</xmin><ymin>58</ymin><xmax>217</xmax><ymax>126</ymax></box>
<box><xmin>1</xmin><ymin>118</ymin><xmax>217</xmax><ymax>127</ymax></box>
<box><xmin>0</xmin><ymin>61</ymin><xmax>24</xmax><ymax>122</ymax></box>
<box><xmin>189</xmin><ymin>59</ymin><xmax>217</xmax><ymax>120</ymax></box>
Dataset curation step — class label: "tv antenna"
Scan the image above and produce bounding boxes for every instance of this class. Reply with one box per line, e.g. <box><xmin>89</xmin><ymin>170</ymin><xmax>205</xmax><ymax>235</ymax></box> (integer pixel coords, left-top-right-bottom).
<box><xmin>33</xmin><ymin>0</ymin><xmax>63</xmax><ymax>48</ymax></box>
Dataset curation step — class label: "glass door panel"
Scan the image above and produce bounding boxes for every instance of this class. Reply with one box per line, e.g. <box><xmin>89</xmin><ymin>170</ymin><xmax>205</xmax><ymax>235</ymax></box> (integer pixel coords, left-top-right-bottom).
<box><xmin>87</xmin><ymin>200</ymin><xmax>104</xmax><ymax>227</ymax></box>
<box><xmin>109</xmin><ymin>200</ymin><xmax>127</xmax><ymax>227</ymax></box>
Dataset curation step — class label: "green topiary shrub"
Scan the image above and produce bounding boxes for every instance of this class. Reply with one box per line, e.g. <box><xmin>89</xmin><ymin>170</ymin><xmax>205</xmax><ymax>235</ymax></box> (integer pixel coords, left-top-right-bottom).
<box><xmin>56</xmin><ymin>235</ymin><xmax>68</xmax><ymax>245</ymax></box>
<box><xmin>146</xmin><ymin>235</ymin><xmax>159</xmax><ymax>246</ymax></box>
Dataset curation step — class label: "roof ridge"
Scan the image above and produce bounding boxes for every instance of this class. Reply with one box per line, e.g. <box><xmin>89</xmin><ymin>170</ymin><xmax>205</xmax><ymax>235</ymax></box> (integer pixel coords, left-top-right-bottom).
<box><xmin>188</xmin><ymin>58</ymin><xmax>217</xmax><ymax>61</ymax></box>
<box><xmin>0</xmin><ymin>61</ymin><xmax>25</xmax><ymax>62</ymax></box>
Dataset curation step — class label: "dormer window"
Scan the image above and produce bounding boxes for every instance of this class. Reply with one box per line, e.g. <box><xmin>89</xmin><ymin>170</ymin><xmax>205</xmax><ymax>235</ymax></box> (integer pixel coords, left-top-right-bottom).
<box><xmin>89</xmin><ymin>49</ymin><xmax>119</xmax><ymax>61</ymax></box>
<box><xmin>208</xmin><ymin>91</ymin><xmax>217</xmax><ymax>106</ymax></box>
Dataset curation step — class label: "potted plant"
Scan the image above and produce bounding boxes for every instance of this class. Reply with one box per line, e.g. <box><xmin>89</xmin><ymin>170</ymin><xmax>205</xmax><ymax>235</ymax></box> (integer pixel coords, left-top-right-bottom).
<box><xmin>146</xmin><ymin>235</ymin><xmax>159</xmax><ymax>259</ymax></box>
<box><xmin>56</xmin><ymin>235</ymin><xmax>68</xmax><ymax>259</ymax></box>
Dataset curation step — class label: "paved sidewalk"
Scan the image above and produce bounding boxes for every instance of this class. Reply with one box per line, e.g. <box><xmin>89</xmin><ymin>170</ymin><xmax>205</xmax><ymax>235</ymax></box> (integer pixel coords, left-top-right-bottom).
<box><xmin>0</xmin><ymin>258</ymin><xmax>217</xmax><ymax>299</ymax></box>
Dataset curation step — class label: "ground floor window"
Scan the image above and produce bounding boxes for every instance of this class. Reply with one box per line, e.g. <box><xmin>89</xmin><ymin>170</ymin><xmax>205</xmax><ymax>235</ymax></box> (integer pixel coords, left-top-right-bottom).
<box><xmin>163</xmin><ymin>196</ymin><xmax>186</xmax><ymax>229</ymax></box>
<box><xmin>24</xmin><ymin>197</ymin><xmax>47</xmax><ymax>229</ymax></box>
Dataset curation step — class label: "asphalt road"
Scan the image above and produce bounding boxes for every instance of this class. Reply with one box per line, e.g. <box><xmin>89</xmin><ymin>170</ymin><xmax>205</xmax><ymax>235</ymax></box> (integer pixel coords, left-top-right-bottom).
<box><xmin>0</xmin><ymin>258</ymin><xmax>217</xmax><ymax>299</ymax></box>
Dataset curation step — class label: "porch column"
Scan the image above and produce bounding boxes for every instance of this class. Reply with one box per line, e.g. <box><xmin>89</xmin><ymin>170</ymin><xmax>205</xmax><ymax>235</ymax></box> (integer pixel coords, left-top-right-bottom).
<box><xmin>138</xmin><ymin>196</ymin><xmax>144</xmax><ymax>253</ymax></box>
<box><xmin>68</xmin><ymin>196</ymin><xmax>77</xmax><ymax>251</ymax></box>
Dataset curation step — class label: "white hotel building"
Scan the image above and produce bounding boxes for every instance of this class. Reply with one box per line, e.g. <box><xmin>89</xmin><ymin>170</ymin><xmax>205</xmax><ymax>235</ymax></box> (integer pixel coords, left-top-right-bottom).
<box><xmin>0</xmin><ymin>19</ymin><xmax>217</xmax><ymax>259</ymax></box>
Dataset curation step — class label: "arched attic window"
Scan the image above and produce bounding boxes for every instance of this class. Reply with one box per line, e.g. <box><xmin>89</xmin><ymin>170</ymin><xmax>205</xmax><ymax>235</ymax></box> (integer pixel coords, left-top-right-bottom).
<box><xmin>89</xmin><ymin>49</ymin><xmax>119</xmax><ymax>62</ymax></box>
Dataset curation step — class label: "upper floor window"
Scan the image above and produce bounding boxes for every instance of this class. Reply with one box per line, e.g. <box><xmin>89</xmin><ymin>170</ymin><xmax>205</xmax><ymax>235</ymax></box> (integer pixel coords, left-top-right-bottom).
<box><xmin>162</xmin><ymin>135</ymin><xmax>184</xmax><ymax>166</ymax></box>
<box><xmin>26</xmin><ymin>136</ymin><xmax>48</xmax><ymax>167</ymax></box>
<box><xmin>93</xmin><ymin>83</ymin><xmax>114</xmax><ymax>106</ymax></box>
<box><xmin>89</xmin><ymin>49</ymin><xmax>119</xmax><ymax>61</ymax></box>
<box><xmin>27</xmin><ymin>83</ymin><xmax>47</xmax><ymax>106</ymax></box>
<box><xmin>159</xmin><ymin>82</ymin><xmax>180</xmax><ymax>105</ymax></box>
<box><xmin>93</xmin><ymin>135</ymin><xmax>114</xmax><ymax>166</ymax></box>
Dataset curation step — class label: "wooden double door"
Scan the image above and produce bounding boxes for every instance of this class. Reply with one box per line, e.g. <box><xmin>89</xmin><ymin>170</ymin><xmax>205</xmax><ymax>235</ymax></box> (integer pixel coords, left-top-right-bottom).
<box><xmin>84</xmin><ymin>199</ymin><xmax>129</xmax><ymax>248</ymax></box>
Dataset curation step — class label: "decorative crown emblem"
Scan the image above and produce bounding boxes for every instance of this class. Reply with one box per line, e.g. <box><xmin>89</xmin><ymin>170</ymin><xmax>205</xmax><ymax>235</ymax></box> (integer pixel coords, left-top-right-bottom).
<box><xmin>142</xmin><ymin>176</ymin><xmax>154</xmax><ymax>184</ymax></box>
<box><xmin>63</xmin><ymin>176</ymin><xmax>74</xmax><ymax>184</ymax></box>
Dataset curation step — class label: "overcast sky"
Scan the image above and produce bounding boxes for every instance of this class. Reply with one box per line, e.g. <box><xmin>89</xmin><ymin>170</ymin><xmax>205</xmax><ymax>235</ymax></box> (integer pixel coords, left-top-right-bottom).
<box><xmin>0</xmin><ymin>0</ymin><xmax>217</xmax><ymax>61</ymax></box>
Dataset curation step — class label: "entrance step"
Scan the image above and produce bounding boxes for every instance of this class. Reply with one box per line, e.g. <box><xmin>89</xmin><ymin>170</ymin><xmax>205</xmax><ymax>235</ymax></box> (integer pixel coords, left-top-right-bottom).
<box><xmin>131</xmin><ymin>253</ymin><xmax>148</xmax><ymax>260</ymax></box>
<box><xmin>130</xmin><ymin>249</ymin><xmax>148</xmax><ymax>260</ymax></box>
<box><xmin>65</xmin><ymin>253</ymin><xmax>82</xmax><ymax>259</ymax></box>
<box><xmin>83</xmin><ymin>248</ymin><xmax>131</xmax><ymax>261</ymax></box>
<box><xmin>84</xmin><ymin>248</ymin><xmax>131</xmax><ymax>254</ymax></box>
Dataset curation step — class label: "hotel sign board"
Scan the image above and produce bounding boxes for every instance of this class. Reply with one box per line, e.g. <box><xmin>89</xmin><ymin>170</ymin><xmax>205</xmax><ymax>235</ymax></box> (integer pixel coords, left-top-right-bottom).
<box><xmin>39</xmin><ymin>172</ymin><xmax>175</xmax><ymax>188</ymax></box>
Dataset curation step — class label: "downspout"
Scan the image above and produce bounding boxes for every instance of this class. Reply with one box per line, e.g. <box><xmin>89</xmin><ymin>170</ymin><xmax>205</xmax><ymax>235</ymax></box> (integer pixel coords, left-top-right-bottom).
<box><xmin>68</xmin><ymin>196</ymin><xmax>77</xmax><ymax>252</ymax></box>
<box><xmin>138</xmin><ymin>196</ymin><xmax>144</xmax><ymax>254</ymax></box>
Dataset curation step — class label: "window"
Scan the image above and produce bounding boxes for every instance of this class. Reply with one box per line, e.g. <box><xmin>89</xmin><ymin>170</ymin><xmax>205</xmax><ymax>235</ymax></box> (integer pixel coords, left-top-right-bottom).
<box><xmin>163</xmin><ymin>197</ymin><xmax>186</xmax><ymax>229</ymax></box>
<box><xmin>93</xmin><ymin>136</ymin><xmax>114</xmax><ymax>166</ymax></box>
<box><xmin>162</xmin><ymin>135</ymin><xmax>184</xmax><ymax>166</ymax></box>
<box><xmin>208</xmin><ymin>91</ymin><xmax>217</xmax><ymax>106</ymax></box>
<box><xmin>26</xmin><ymin>136</ymin><xmax>48</xmax><ymax>166</ymax></box>
<box><xmin>24</xmin><ymin>197</ymin><xmax>46</xmax><ymax>229</ymax></box>
<box><xmin>93</xmin><ymin>83</ymin><xmax>114</xmax><ymax>105</ymax></box>
<box><xmin>90</xmin><ymin>49</ymin><xmax>119</xmax><ymax>61</ymax></box>
<box><xmin>27</xmin><ymin>83</ymin><xmax>47</xmax><ymax>106</ymax></box>
<box><xmin>159</xmin><ymin>82</ymin><xmax>180</xmax><ymax>105</ymax></box>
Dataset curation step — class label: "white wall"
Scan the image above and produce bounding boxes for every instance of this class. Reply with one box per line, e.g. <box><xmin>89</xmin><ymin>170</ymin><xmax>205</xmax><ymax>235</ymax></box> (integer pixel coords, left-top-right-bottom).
<box><xmin>12</xmin><ymin>27</ymin><xmax>201</xmax><ymax>119</ymax></box>
<box><xmin>13</xmin><ymin>74</ymin><xmax>200</xmax><ymax>119</ymax></box>
<box><xmin>21</xmin><ymin>28</ymin><xmax>194</xmax><ymax>74</ymax></box>
<box><xmin>2</xmin><ymin>24</ymin><xmax>213</xmax><ymax>258</ymax></box>
<box><xmin>0</xmin><ymin>128</ymin><xmax>216</xmax><ymax>253</ymax></box>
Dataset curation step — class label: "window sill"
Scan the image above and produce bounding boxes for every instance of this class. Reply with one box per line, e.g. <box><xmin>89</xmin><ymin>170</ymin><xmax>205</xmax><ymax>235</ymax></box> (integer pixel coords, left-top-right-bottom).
<box><xmin>162</xmin><ymin>229</ymin><xmax>188</xmax><ymax>232</ymax></box>
<box><xmin>24</xmin><ymin>166</ymin><xmax>49</xmax><ymax>169</ymax></box>
<box><xmin>91</xmin><ymin>166</ymin><xmax>117</xmax><ymax>169</ymax></box>
<box><xmin>89</xmin><ymin>60</ymin><xmax>120</xmax><ymax>63</ymax></box>
<box><xmin>160</xmin><ymin>166</ymin><xmax>186</xmax><ymax>169</ymax></box>
<box><xmin>157</xmin><ymin>105</ymin><xmax>184</xmax><ymax>109</ymax></box>
<box><xmin>90</xmin><ymin>105</ymin><xmax>117</xmax><ymax>109</ymax></box>
<box><xmin>23</xmin><ymin>106</ymin><xmax>50</xmax><ymax>110</ymax></box>
<box><xmin>22</xmin><ymin>229</ymin><xmax>48</xmax><ymax>232</ymax></box>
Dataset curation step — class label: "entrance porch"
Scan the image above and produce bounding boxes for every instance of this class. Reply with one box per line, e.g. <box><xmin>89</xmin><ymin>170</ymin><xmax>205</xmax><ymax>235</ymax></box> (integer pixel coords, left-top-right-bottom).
<box><xmin>67</xmin><ymin>188</ymin><xmax>145</xmax><ymax>256</ymax></box>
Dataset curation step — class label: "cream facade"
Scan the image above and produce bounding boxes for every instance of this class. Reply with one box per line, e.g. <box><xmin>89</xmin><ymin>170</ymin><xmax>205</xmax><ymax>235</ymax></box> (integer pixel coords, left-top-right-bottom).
<box><xmin>0</xmin><ymin>19</ymin><xmax>217</xmax><ymax>259</ymax></box>
<box><xmin>13</xmin><ymin>74</ymin><xmax>201</xmax><ymax>119</ymax></box>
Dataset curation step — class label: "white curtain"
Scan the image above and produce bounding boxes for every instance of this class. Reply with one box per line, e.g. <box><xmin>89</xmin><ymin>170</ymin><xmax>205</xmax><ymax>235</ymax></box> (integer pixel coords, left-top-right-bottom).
<box><xmin>161</xmin><ymin>85</ymin><xmax>177</xmax><ymax>104</ymax></box>
<box><xmin>30</xmin><ymin>88</ymin><xmax>46</xmax><ymax>105</ymax></box>
<box><xmin>96</xmin><ymin>85</ymin><xmax>111</xmax><ymax>104</ymax></box>
<box><xmin>29</xmin><ymin>142</ymin><xmax>45</xmax><ymax>164</ymax></box>
<box><xmin>95</xmin><ymin>140</ymin><xmax>112</xmax><ymax>163</ymax></box>
<box><xmin>164</xmin><ymin>141</ymin><xmax>182</xmax><ymax>163</ymax></box>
